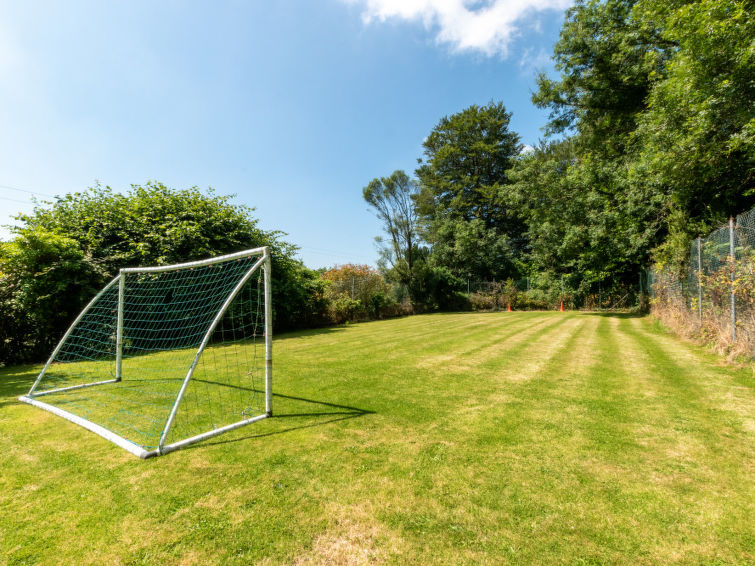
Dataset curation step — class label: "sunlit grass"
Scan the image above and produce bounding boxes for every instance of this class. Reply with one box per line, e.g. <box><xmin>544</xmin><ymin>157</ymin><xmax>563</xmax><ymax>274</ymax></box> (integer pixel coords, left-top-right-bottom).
<box><xmin>1</xmin><ymin>312</ymin><xmax>753</xmax><ymax>564</ymax></box>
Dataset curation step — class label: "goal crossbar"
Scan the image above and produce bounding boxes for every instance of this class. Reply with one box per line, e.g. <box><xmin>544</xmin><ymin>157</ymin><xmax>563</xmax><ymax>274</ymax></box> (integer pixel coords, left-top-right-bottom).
<box><xmin>19</xmin><ymin>246</ymin><xmax>273</xmax><ymax>458</ymax></box>
<box><xmin>120</xmin><ymin>247</ymin><xmax>268</xmax><ymax>274</ymax></box>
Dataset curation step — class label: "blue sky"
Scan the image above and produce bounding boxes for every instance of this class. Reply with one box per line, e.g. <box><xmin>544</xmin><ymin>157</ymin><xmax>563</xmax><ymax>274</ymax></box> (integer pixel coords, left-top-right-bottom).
<box><xmin>0</xmin><ymin>0</ymin><xmax>571</xmax><ymax>268</ymax></box>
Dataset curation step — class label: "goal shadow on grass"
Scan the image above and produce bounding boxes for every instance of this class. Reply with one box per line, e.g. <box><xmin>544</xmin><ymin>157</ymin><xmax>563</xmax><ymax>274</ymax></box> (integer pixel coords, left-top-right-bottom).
<box><xmin>186</xmin><ymin>384</ymin><xmax>375</xmax><ymax>450</ymax></box>
<box><xmin>0</xmin><ymin>365</ymin><xmax>39</xmax><ymax>409</ymax></box>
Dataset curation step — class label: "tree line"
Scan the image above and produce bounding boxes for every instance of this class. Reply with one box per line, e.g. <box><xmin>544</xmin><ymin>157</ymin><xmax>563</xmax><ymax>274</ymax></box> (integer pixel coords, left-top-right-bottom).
<box><xmin>363</xmin><ymin>0</ymin><xmax>754</xmax><ymax>309</ymax></box>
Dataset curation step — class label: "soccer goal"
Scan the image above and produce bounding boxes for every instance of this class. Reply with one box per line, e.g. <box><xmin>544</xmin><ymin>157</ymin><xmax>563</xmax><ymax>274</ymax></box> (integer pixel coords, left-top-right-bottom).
<box><xmin>19</xmin><ymin>247</ymin><xmax>273</xmax><ymax>458</ymax></box>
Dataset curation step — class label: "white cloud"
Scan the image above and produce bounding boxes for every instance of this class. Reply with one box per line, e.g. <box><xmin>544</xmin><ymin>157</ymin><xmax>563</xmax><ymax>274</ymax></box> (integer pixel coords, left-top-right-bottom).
<box><xmin>346</xmin><ymin>0</ymin><xmax>571</xmax><ymax>57</ymax></box>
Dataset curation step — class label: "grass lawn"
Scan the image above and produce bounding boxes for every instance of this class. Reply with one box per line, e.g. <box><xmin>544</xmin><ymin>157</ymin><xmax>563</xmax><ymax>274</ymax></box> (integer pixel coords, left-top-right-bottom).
<box><xmin>1</xmin><ymin>312</ymin><xmax>753</xmax><ymax>564</ymax></box>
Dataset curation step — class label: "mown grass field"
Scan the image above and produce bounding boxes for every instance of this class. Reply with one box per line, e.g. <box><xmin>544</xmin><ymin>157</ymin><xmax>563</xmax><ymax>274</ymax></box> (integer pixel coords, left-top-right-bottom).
<box><xmin>1</xmin><ymin>312</ymin><xmax>753</xmax><ymax>564</ymax></box>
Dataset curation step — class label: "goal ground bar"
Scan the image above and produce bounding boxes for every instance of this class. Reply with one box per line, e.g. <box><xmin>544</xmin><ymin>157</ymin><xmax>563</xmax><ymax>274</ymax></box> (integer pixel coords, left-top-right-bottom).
<box><xmin>158</xmin><ymin>413</ymin><xmax>270</xmax><ymax>456</ymax></box>
<box><xmin>18</xmin><ymin>395</ymin><xmax>152</xmax><ymax>458</ymax></box>
<box><xmin>19</xmin><ymin>395</ymin><xmax>272</xmax><ymax>459</ymax></box>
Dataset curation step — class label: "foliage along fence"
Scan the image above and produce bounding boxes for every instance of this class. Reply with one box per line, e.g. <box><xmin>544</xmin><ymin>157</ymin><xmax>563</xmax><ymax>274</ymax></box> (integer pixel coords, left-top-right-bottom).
<box><xmin>650</xmin><ymin>206</ymin><xmax>755</xmax><ymax>358</ymax></box>
<box><xmin>467</xmin><ymin>274</ymin><xmax>646</xmax><ymax>312</ymax></box>
<box><xmin>320</xmin><ymin>264</ymin><xmax>411</xmax><ymax>324</ymax></box>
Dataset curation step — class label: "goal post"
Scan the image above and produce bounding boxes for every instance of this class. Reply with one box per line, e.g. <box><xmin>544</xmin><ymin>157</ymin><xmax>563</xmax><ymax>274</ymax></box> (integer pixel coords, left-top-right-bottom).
<box><xmin>115</xmin><ymin>274</ymin><xmax>125</xmax><ymax>382</ymax></box>
<box><xmin>19</xmin><ymin>247</ymin><xmax>273</xmax><ymax>458</ymax></box>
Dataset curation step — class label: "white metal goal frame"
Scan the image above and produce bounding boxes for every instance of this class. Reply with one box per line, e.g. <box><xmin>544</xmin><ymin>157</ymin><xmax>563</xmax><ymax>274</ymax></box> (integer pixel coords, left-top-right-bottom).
<box><xmin>18</xmin><ymin>247</ymin><xmax>273</xmax><ymax>458</ymax></box>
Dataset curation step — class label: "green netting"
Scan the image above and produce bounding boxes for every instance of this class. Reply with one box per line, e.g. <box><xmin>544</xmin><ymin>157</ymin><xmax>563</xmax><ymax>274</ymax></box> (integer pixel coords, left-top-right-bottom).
<box><xmin>35</xmin><ymin>278</ymin><xmax>120</xmax><ymax>391</ymax></box>
<box><xmin>167</xmin><ymin>277</ymin><xmax>265</xmax><ymax>446</ymax></box>
<box><xmin>28</xmin><ymin>252</ymin><xmax>266</xmax><ymax>451</ymax></box>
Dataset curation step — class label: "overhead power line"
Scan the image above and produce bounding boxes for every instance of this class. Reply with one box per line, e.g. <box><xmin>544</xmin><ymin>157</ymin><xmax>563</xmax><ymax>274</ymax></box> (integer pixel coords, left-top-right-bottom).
<box><xmin>0</xmin><ymin>183</ymin><xmax>57</xmax><ymax>198</ymax></box>
<box><xmin>0</xmin><ymin>195</ymin><xmax>35</xmax><ymax>205</ymax></box>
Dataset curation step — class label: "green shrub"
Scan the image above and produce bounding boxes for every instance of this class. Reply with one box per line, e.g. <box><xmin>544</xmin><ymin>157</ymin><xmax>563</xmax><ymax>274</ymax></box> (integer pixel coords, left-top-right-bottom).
<box><xmin>0</xmin><ymin>228</ymin><xmax>103</xmax><ymax>363</ymax></box>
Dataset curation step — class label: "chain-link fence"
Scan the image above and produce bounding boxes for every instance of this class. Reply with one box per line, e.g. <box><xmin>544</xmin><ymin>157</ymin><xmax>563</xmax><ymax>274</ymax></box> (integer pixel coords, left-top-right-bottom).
<box><xmin>467</xmin><ymin>272</ymin><xmax>647</xmax><ymax>311</ymax></box>
<box><xmin>651</xmin><ymin>206</ymin><xmax>755</xmax><ymax>357</ymax></box>
<box><xmin>321</xmin><ymin>266</ymin><xmax>411</xmax><ymax>322</ymax></box>
<box><xmin>326</xmin><ymin>275</ymin><xmax>380</xmax><ymax>302</ymax></box>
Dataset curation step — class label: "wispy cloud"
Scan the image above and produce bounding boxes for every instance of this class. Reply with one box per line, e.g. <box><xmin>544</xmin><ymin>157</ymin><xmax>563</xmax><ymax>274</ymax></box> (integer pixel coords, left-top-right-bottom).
<box><xmin>519</xmin><ymin>45</ymin><xmax>554</xmax><ymax>75</ymax></box>
<box><xmin>345</xmin><ymin>0</ymin><xmax>571</xmax><ymax>57</ymax></box>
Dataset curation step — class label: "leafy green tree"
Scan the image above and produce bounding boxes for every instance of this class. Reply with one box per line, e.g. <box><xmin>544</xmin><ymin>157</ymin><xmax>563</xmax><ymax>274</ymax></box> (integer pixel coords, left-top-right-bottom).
<box><xmin>526</xmin><ymin>0</ymin><xmax>671</xmax><ymax>282</ymax></box>
<box><xmin>510</xmin><ymin>140</ymin><xmax>663</xmax><ymax>285</ymax></box>
<box><xmin>363</xmin><ymin>170</ymin><xmax>424</xmax><ymax>302</ymax></box>
<box><xmin>633</xmin><ymin>0</ymin><xmax>755</xmax><ymax>266</ymax></box>
<box><xmin>415</xmin><ymin>101</ymin><xmax>525</xmax><ymax>281</ymax></box>
<box><xmin>532</xmin><ymin>0</ymin><xmax>669</xmax><ymax>151</ymax></box>
<box><xmin>424</xmin><ymin>217</ymin><xmax>520</xmax><ymax>282</ymax></box>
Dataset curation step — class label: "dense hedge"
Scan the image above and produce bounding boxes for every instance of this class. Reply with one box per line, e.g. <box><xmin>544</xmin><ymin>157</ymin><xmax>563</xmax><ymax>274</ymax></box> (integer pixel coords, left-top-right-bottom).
<box><xmin>0</xmin><ymin>183</ymin><xmax>333</xmax><ymax>364</ymax></box>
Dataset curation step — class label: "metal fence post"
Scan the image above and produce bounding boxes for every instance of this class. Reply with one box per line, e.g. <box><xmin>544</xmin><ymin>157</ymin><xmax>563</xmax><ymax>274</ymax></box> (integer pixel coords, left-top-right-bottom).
<box><xmin>730</xmin><ymin>217</ymin><xmax>736</xmax><ymax>342</ymax></box>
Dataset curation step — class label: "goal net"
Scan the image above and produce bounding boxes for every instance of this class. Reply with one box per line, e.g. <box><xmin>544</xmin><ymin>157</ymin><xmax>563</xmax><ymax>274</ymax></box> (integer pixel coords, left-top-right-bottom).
<box><xmin>19</xmin><ymin>247</ymin><xmax>272</xmax><ymax>458</ymax></box>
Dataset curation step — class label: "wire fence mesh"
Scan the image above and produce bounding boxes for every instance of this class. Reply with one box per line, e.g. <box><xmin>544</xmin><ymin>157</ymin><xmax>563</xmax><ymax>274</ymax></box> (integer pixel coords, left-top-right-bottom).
<box><xmin>320</xmin><ymin>266</ymin><xmax>410</xmax><ymax>322</ymax></box>
<box><xmin>650</xmin><ymin>206</ymin><xmax>755</xmax><ymax>357</ymax></box>
<box><xmin>467</xmin><ymin>272</ymin><xmax>646</xmax><ymax>311</ymax></box>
